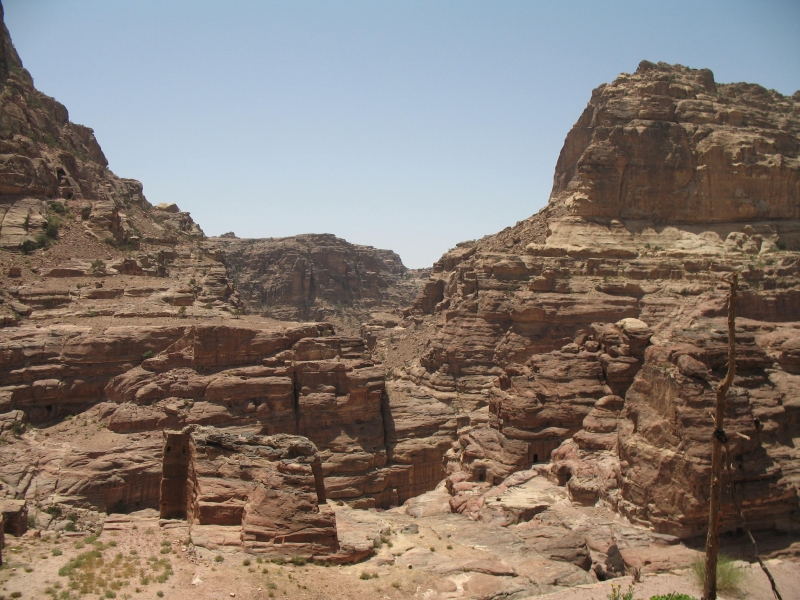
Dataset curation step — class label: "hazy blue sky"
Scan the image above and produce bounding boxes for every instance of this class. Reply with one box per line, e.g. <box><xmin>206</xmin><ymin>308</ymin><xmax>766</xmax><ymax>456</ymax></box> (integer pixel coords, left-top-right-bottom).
<box><xmin>4</xmin><ymin>1</ymin><xmax>799</xmax><ymax>268</ymax></box>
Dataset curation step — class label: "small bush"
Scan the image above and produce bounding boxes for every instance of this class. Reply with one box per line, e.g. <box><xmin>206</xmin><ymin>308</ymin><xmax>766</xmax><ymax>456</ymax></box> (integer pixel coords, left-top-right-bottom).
<box><xmin>776</xmin><ymin>239</ymin><xmax>787</xmax><ymax>250</ymax></box>
<box><xmin>650</xmin><ymin>595</ymin><xmax>696</xmax><ymax>600</ymax></box>
<box><xmin>46</xmin><ymin>506</ymin><xmax>63</xmax><ymax>518</ymax></box>
<box><xmin>691</xmin><ymin>555</ymin><xmax>744</xmax><ymax>593</ymax></box>
<box><xmin>156</xmin><ymin>593</ymin><xmax>164</xmax><ymax>598</ymax></box>
<box><xmin>214</xmin><ymin>555</ymin><xmax>224</xmax><ymax>563</ymax></box>
<box><xmin>289</xmin><ymin>556</ymin><xmax>306</xmax><ymax>566</ymax></box>
<box><xmin>48</xmin><ymin>201</ymin><xmax>66</xmax><ymax>215</ymax></box>
<box><xmin>608</xmin><ymin>583</ymin><xmax>635</xmax><ymax>600</ymax></box>
<box><xmin>27</xmin><ymin>514</ymin><xmax>37</xmax><ymax>529</ymax></box>
<box><xmin>242</xmin><ymin>558</ymin><xmax>251</xmax><ymax>566</ymax></box>
<box><xmin>52</xmin><ymin>548</ymin><xmax>62</xmax><ymax>556</ymax></box>
<box><xmin>20</xmin><ymin>239</ymin><xmax>36</xmax><ymax>253</ymax></box>
<box><xmin>66</xmin><ymin>512</ymin><xmax>78</xmax><ymax>522</ymax></box>
<box><xmin>64</xmin><ymin>522</ymin><xmax>76</xmax><ymax>532</ymax></box>
<box><xmin>142</xmin><ymin>350</ymin><xmax>154</xmax><ymax>360</ymax></box>
<box><xmin>44</xmin><ymin>214</ymin><xmax>61</xmax><ymax>239</ymax></box>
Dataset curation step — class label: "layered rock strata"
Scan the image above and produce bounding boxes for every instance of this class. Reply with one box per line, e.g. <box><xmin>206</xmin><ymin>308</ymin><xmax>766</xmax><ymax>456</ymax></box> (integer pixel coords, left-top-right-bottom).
<box><xmin>210</xmin><ymin>233</ymin><xmax>423</xmax><ymax>330</ymax></box>
<box><xmin>0</xmin><ymin>321</ymin><xmax>459</xmax><ymax>512</ymax></box>
<box><xmin>162</xmin><ymin>428</ymin><xmax>342</xmax><ymax>560</ymax></box>
<box><xmin>398</xmin><ymin>61</ymin><xmax>800</xmax><ymax>536</ymax></box>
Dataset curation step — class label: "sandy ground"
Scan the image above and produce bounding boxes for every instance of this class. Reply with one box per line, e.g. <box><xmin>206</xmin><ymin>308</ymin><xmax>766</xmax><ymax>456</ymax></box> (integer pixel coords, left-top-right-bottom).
<box><xmin>3</xmin><ymin>514</ymin><xmax>798</xmax><ymax>600</ymax></box>
<box><xmin>532</xmin><ymin>565</ymin><xmax>800</xmax><ymax>600</ymax></box>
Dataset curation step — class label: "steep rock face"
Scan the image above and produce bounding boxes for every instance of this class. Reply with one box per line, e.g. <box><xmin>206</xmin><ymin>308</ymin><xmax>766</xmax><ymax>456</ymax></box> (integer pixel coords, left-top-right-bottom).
<box><xmin>178</xmin><ymin>428</ymin><xmax>342</xmax><ymax>559</ymax></box>
<box><xmin>0</xmin><ymin>25</ymin><xmax>204</xmax><ymax>248</ymax></box>
<box><xmin>0</xmin><ymin>321</ymin><xmax>457</xmax><ymax>511</ymax></box>
<box><xmin>551</xmin><ymin>61</ymin><xmax>799</xmax><ymax>226</ymax></box>
<box><xmin>210</xmin><ymin>233</ymin><xmax>422</xmax><ymax>329</ymax></box>
<box><xmin>0</xmin><ymin>3</ymin><xmax>243</xmax><ymax>326</ymax></box>
<box><xmin>401</xmin><ymin>62</ymin><xmax>800</xmax><ymax>536</ymax></box>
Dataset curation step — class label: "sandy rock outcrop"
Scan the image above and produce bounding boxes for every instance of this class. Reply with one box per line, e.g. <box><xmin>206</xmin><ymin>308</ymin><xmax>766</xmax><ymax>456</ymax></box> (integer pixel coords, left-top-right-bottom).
<box><xmin>209</xmin><ymin>233</ymin><xmax>423</xmax><ymax>331</ymax></box>
<box><xmin>167</xmin><ymin>428</ymin><xmax>343</xmax><ymax>560</ymax></box>
<box><xmin>0</xmin><ymin>321</ymin><xmax>459</xmax><ymax>512</ymax></box>
<box><xmin>396</xmin><ymin>61</ymin><xmax>800</xmax><ymax>537</ymax></box>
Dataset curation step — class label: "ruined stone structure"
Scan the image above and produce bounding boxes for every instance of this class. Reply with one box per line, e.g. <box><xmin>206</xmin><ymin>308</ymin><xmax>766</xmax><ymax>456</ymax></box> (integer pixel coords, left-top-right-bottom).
<box><xmin>158</xmin><ymin>428</ymin><xmax>340</xmax><ymax>559</ymax></box>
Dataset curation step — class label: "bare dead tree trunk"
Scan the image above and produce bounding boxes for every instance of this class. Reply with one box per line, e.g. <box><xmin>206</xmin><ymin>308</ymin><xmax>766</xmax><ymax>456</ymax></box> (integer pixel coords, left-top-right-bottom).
<box><xmin>703</xmin><ymin>272</ymin><xmax>738</xmax><ymax>600</ymax></box>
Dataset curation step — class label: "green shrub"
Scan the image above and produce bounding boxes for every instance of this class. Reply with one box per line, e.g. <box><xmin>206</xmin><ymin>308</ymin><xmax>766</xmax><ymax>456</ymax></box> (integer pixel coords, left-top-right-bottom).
<box><xmin>9</xmin><ymin>420</ymin><xmax>24</xmax><ymax>436</ymax></box>
<box><xmin>46</xmin><ymin>506</ymin><xmax>63</xmax><ymax>518</ymax></box>
<box><xmin>27</xmin><ymin>514</ymin><xmax>36</xmax><ymax>528</ymax></box>
<box><xmin>34</xmin><ymin>232</ymin><xmax>51</xmax><ymax>247</ymax></box>
<box><xmin>289</xmin><ymin>556</ymin><xmax>306</xmax><ymax>566</ymax></box>
<box><xmin>142</xmin><ymin>350</ymin><xmax>154</xmax><ymax>360</ymax></box>
<box><xmin>691</xmin><ymin>555</ymin><xmax>744</xmax><ymax>593</ymax></box>
<box><xmin>64</xmin><ymin>522</ymin><xmax>76</xmax><ymax>532</ymax></box>
<box><xmin>20</xmin><ymin>239</ymin><xmax>38</xmax><ymax>254</ymax></box>
<box><xmin>650</xmin><ymin>595</ymin><xmax>696</xmax><ymax>600</ymax></box>
<box><xmin>66</xmin><ymin>512</ymin><xmax>78</xmax><ymax>522</ymax></box>
<box><xmin>52</xmin><ymin>547</ymin><xmax>62</xmax><ymax>556</ymax></box>
<box><xmin>90</xmin><ymin>259</ymin><xmax>105</xmax><ymax>274</ymax></box>
<box><xmin>214</xmin><ymin>555</ymin><xmax>224</xmax><ymax>563</ymax></box>
<box><xmin>608</xmin><ymin>583</ymin><xmax>635</xmax><ymax>600</ymax></box>
<box><xmin>48</xmin><ymin>201</ymin><xmax>66</xmax><ymax>215</ymax></box>
<box><xmin>242</xmin><ymin>558</ymin><xmax>251</xmax><ymax>566</ymax></box>
<box><xmin>44</xmin><ymin>214</ymin><xmax>61</xmax><ymax>239</ymax></box>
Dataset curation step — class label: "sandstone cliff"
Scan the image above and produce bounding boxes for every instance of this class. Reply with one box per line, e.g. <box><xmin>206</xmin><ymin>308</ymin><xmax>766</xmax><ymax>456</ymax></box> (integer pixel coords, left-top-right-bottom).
<box><xmin>0</xmin><ymin>3</ymin><xmax>419</xmax><ymax>331</ymax></box>
<box><xmin>396</xmin><ymin>60</ymin><xmax>800</xmax><ymax>537</ymax></box>
<box><xmin>2</xmin><ymin>0</ymin><xmax>799</xmax><ymax>578</ymax></box>
<box><xmin>210</xmin><ymin>233</ymin><xmax>423</xmax><ymax>332</ymax></box>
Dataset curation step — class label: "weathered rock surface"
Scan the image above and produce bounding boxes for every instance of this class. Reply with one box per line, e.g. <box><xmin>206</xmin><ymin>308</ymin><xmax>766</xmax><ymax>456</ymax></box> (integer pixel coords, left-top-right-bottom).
<box><xmin>0</xmin><ymin>321</ymin><xmax>458</xmax><ymax>514</ymax></box>
<box><xmin>1</xmin><ymin>3</ymin><xmax>799</xmax><ymax>591</ymax></box>
<box><xmin>209</xmin><ymin>233</ymin><xmax>424</xmax><ymax>333</ymax></box>
<box><xmin>172</xmin><ymin>428</ymin><xmax>342</xmax><ymax>559</ymax></box>
<box><xmin>396</xmin><ymin>61</ymin><xmax>800</xmax><ymax>538</ymax></box>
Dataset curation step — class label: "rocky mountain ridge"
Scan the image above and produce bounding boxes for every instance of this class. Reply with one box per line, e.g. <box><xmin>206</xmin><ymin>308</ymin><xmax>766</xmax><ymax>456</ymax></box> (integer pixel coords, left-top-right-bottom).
<box><xmin>391</xmin><ymin>60</ymin><xmax>800</xmax><ymax>539</ymax></box>
<box><xmin>2</xmin><ymin>2</ymin><xmax>800</xmax><ymax>595</ymax></box>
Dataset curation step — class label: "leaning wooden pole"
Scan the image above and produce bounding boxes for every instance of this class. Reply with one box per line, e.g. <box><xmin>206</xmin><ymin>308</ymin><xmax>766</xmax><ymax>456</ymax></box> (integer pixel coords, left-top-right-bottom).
<box><xmin>703</xmin><ymin>272</ymin><xmax>738</xmax><ymax>600</ymax></box>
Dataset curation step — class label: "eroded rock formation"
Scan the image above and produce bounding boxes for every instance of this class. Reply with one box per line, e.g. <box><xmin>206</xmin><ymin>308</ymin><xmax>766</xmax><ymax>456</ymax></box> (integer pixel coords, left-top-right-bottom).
<box><xmin>162</xmin><ymin>427</ymin><xmax>348</xmax><ymax>560</ymax></box>
<box><xmin>210</xmin><ymin>233</ymin><xmax>423</xmax><ymax>331</ymax></box>
<box><xmin>396</xmin><ymin>60</ymin><xmax>800</xmax><ymax>537</ymax></box>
